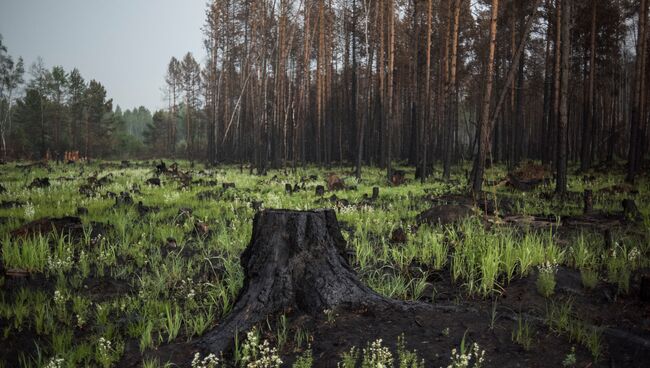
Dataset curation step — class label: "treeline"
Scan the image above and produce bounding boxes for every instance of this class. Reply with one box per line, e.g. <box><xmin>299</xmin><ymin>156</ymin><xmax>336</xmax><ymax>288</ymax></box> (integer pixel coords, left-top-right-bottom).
<box><xmin>2</xmin><ymin>0</ymin><xmax>649</xmax><ymax>192</ymax></box>
<box><xmin>0</xmin><ymin>35</ymin><xmax>165</xmax><ymax>160</ymax></box>
<box><xmin>157</xmin><ymin>0</ymin><xmax>647</xmax><ymax>191</ymax></box>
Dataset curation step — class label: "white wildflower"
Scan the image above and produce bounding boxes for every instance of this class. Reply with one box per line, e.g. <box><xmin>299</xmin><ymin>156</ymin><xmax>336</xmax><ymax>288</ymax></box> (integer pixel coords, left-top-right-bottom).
<box><xmin>43</xmin><ymin>357</ymin><xmax>65</xmax><ymax>368</ymax></box>
<box><xmin>24</xmin><ymin>202</ymin><xmax>35</xmax><ymax>220</ymax></box>
<box><xmin>191</xmin><ymin>352</ymin><xmax>220</xmax><ymax>368</ymax></box>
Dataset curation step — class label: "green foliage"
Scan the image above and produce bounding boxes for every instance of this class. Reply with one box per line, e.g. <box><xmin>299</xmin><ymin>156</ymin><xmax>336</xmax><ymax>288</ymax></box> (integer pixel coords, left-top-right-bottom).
<box><xmin>536</xmin><ymin>262</ymin><xmax>557</xmax><ymax>298</ymax></box>
<box><xmin>338</xmin><ymin>346</ymin><xmax>359</xmax><ymax>368</ymax></box>
<box><xmin>580</xmin><ymin>268</ymin><xmax>599</xmax><ymax>289</ymax></box>
<box><xmin>511</xmin><ymin>315</ymin><xmax>533</xmax><ymax>351</ymax></box>
<box><xmin>0</xmin><ymin>161</ymin><xmax>647</xmax><ymax>366</ymax></box>
<box><xmin>397</xmin><ymin>334</ymin><xmax>425</xmax><ymax>368</ymax></box>
<box><xmin>292</xmin><ymin>350</ymin><xmax>313</xmax><ymax>368</ymax></box>
<box><xmin>163</xmin><ymin>303</ymin><xmax>182</xmax><ymax>343</ymax></box>
<box><xmin>546</xmin><ymin>299</ymin><xmax>603</xmax><ymax>361</ymax></box>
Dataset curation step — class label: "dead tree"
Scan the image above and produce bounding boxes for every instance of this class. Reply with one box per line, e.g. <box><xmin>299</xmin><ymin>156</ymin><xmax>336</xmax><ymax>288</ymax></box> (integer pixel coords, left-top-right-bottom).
<box><xmin>626</xmin><ymin>0</ymin><xmax>648</xmax><ymax>183</ymax></box>
<box><xmin>471</xmin><ymin>0</ymin><xmax>500</xmax><ymax>193</ymax></box>
<box><xmin>199</xmin><ymin>209</ymin><xmax>399</xmax><ymax>355</ymax></box>
<box><xmin>556</xmin><ymin>0</ymin><xmax>570</xmax><ymax>195</ymax></box>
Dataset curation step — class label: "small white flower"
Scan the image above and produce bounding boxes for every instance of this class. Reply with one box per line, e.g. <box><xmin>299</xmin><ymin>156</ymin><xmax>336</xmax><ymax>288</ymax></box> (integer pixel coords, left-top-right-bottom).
<box><xmin>24</xmin><ymin>202</ymin><xmax>36</xmax><ymax>220</ymax></box>
<box><xmin>44</xmin><ymin>357</ymin><xmax>65</xmax><ymax>368</ymax></box>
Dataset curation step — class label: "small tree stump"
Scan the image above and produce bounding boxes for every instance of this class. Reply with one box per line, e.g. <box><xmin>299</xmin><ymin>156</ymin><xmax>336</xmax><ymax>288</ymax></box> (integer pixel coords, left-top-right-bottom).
<box><xmin>285</xmin><ymin>183</ymin><xmax>293</xmax><ymax>194</ymax></box>
<box><xmin>390</xmin><ymin>227</ymin><xmax>408</xmax><ymax>244</ymax></box>
<box><xmin>114</xmin><ymin>192</ymin><xmax>133</xmax><ymax>207</ymax></box>
<box><xmin>315</xmin><ymin>185</ymin><xmax>325</xmax><ymax>196</ymax></box>
<box><xmin>155</xmin><ymin>161</ymin><xmax>167</xmax><ymax>174</ymax></box>
<box><xmin>28</xmin><ymin>177</ymin><xmax>50</xmax><ymax>189</ymax></box>
<box><xmin>583</xmin><ymin>189</ymin><xmax>593</xmax><ymax>214</ymax></box>
<box><xmin>622</xmin><ymin>199</ymin><xmax>642</xmax><ymax>222</ymax></box>
<box><xmin>372</xmin><ymin>187</ymin><xmax>380</xmax><ymax>201</ymax></box>
<box><xmin>222</xmin><ymin>182</ymin><xmax>236</xmax><ymax>190</ymax></box>
<box><xmin>146</xmin><ymin>177</ymin><xmax>161</xmax><ymax>186</ymax></box>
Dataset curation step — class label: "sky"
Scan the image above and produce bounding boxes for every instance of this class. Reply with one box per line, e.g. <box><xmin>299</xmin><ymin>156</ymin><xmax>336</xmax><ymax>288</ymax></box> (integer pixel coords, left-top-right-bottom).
<box><xmin>0</xmin><ymin>0</ymin><xmax>206</xmax><ymax>112</ymax></box>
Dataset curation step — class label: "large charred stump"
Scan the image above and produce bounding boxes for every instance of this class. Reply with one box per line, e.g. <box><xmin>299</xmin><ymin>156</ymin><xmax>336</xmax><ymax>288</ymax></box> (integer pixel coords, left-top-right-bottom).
<box><xmin>199</xmin><ymin>209</ymin><xmax>391</xmax><ymax>354</ymax></box>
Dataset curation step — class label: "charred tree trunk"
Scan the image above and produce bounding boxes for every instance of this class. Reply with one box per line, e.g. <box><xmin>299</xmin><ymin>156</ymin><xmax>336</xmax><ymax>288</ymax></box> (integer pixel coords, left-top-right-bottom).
<box><xmin>541</xmin><ymin>0</ymin><xmax>553</xmax><ymax>164</ymax></box>
<box><xmin>471</xmin><ymin>0</ymin><xmax>499</xmax><ymax>193</ymax></box>
<box><xmin>581</xmin><ymin>0</ymin><xmax>597</xmax><ymax>172</ymax></box>
<box><xmin>626</xmin><ymin>0</ymin><xmax>648</xmax><ymax>183</ymax></box>
<box><xmin>420</xmin><ymin>0</ymin><xmax>433</xmax><ymax>183</ymax></box>
<box><xmin>199</xmin><ymin>209</ymin><xmax>393</xmax><ymax>355</ymax></box>
<box><xmin>556</xmin><ymin>0</ymin><xmax>570</xmax><ymax>195</ymax></box>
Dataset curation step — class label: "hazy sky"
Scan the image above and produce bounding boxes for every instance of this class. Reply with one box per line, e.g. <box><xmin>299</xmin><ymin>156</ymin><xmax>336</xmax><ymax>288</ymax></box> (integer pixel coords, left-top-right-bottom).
<box><xmin>0</xmin><ymin>0</ymin><xmax>206</xmax><ymax>111</ymax></box>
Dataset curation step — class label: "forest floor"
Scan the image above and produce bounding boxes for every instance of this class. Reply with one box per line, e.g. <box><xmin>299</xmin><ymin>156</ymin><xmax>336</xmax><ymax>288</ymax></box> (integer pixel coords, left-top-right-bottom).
<box><xmin>0</xmin><ymin>159</ymin><xmax>648</xmax><ymax>368</ymax></box>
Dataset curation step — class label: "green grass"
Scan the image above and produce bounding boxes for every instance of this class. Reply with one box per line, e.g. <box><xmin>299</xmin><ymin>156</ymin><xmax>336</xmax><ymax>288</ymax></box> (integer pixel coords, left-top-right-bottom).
<box><xmin>0</xmin><ymin>160</ymin><xmax>648</xmax><ymax>366</ymax></box>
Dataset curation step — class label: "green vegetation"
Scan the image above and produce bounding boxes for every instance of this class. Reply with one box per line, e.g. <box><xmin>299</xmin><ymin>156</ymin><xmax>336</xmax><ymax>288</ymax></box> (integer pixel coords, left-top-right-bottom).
<box><xmin>0</xmin><ymin>161</ymin><xmax>648</xmax><ymax>367</ymax></box>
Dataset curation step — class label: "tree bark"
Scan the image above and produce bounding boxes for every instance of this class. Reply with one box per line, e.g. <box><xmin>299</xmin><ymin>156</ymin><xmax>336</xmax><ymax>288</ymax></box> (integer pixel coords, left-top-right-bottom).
<box><xmin>626</xmin><ymin>0</ymin><xmax>648</xmax><ymax>182</ymax></box>
<box><xmin>556</xmin><ymin>0</ymin><xmax>570</xmax><ymax>194</ymax></box>
<box><xmin>199</xmin><ymin>209</ymin><xmax>392</xmax><ymax>355</ymax></box>
<box><xmin>421</xmin><ymin>0</ymin><xmax>433</xmax><ymax>183</ymax></box>
<box><xmin>581</xmin><ymin>0</ymin><xmax>597</xmax><ymax>171</ymax></box>
<box><xmin>471</xmin><ymin>0</ymin><xmax>499</xmax><ymax>193</ymax></box>
<box><xmin>444</xmin><ymin>0</ymin><xmax>462</xmax><ymax>180</ymax></box>
<box><xmin>386</xmin><ymin>0</ymin><xmax>395</xmax><ymax>182</ymax></box>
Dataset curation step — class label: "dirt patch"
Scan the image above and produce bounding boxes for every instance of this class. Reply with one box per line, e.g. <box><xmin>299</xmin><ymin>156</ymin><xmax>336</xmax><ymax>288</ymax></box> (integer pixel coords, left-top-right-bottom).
<box><xmin>327</xmin><ymin>173</ymin><xmax>345</xmax><ymax>191</ymax></box>
<box><xmin>500</xmin><ymin>162</ymin><xmax>552</xmax><ymax>191</ymax></box>
<box><xmin>28</xmin><ymin>177</ymin><xmax>50</xmax><ymax>189</ymax></box>
<box><xmin>416</xmin><ymin>204</ymin><xmax>475</xmax><ymax>226</ymax></box>
<box><xmin>10</xmin><ymin>216</ymin><xmax>84</xmax><ymax>238</ymax></box>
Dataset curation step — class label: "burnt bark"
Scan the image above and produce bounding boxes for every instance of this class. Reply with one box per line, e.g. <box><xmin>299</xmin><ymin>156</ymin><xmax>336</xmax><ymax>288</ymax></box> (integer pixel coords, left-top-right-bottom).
<box><xmin>199</xmin><ymin>209</ymin><xmax>395</xmax><ymax>354</ymax></box>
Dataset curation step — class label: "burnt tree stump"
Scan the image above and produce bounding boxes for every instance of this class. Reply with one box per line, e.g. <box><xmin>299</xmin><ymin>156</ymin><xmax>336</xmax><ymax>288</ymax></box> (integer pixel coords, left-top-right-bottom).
<box><xmin>200</xmin><ymin>209</ymin><xmax>391</xmax><ymax>354</ymax></box>
<box><xmin>146</xmin><ymin>177</ymin><xmax>161</xmax><ymax>186</ymax></box>
<box><xmin>315</xmin><ymin>185</ymin><xmax>325</xmax><ymax>196</ymax></box>
<box><xmin>640</xmin><ymin>274</ymin><xmax>650</xmax><ymax>302</ymax></box>
<box><xmin>372</xmin><ymin>187</ymin><xmax>380</xmax><ymax>201</ymax></box>
<box><xmin>583</xmin><ymin>190</ymin><xmax>593</xmax><ymax>214</ymax></box>
<box><xmin>622</xmin><ymin>199</ymin><xmax>642</xmax><ymax>222</ymax></box>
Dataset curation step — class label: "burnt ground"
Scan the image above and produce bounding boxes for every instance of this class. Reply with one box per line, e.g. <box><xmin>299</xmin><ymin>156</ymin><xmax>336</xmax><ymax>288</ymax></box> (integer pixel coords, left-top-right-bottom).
<box><xmin>124</xmin><ymin>212</ymin><xmax>650</xmax><ymax>368</ymax></box>
<box><xmin>4</xmin><ymin>211</ymin><xmax>650</xmax><ymax>367</ymax></box>
<box><xmin>127</xmin><ymin>266</ymin><xmax>650</xmax><ymax>368</ymax></box>
<box><xmin>1</xmin><ymin>162</ymin><xmax>649</xmax><ymax>368</ymax></box>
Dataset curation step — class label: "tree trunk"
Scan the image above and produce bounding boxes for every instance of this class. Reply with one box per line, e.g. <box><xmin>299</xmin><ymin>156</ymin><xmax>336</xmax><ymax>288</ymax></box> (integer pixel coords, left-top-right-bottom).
<box><xmin>356</xmin><ymin>0</ymin><xmax>371</xmax><ymax>179</ymax></box>
<box><xmin>556</xmin><ymin>0</ymin><xmax>570</xmax><ymax>194</ymax></box>
<box><xmin>487</xmin><ymin>0</ymin><xmax>542</xmax><ymax>140</ymax></box>
<box><xmin>421</xmin><ymin>0</ymin><xmax>433</xmax><ymax>183</ymax></box>
<box><xmin>444</xmin><ymin>0</ymin><xmax>461</xmax><ymax>180</ymax></box>
<box><xmin>551</xmin><ymin>0</ymin><xmax>562</xmax><ymax>172</ymax></box>
<box><xmin>541</xmin><ymin>0</ymin><xmax>553</xmax><ymax>164</ymax></box>
<box><xmin>471</xmin><ymin>0</ymin><xmax>499</xmax><ymax>193</ymax></box>
<box><xmin>581</xmin><ymin>0</ymin><xmax>597</xmax><ymax>171</ymax></box>
<box><xmin>386</xmin><ymin>0</ymin><xmax>395</xmax><ymax>182</ymax></box>
<box><xmin>626</xmin><ymin>0</ymin><xmax>648</xmax><ymax>182</ymax></box>
<box><xmin>199</xmin><ymin>209</ymin><xmax>392</xmax><ymax>355</ymax></box>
